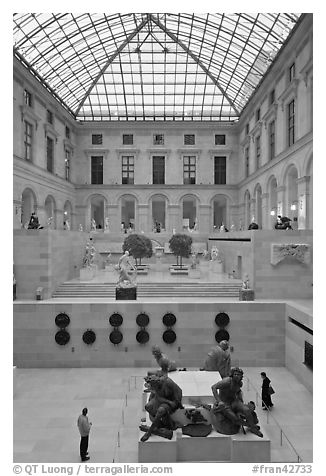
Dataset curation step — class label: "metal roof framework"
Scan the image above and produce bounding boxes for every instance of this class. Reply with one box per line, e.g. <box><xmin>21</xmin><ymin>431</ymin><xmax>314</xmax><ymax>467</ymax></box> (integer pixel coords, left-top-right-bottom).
<box><xmin>13</xmin><ymin>13</ymin><xmax>301</xmax><ymax>121</ymax></box>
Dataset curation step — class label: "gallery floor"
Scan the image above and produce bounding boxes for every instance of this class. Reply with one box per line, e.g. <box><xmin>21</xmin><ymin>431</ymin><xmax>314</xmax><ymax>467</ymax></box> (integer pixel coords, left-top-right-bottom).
<box><xmin>13</xmin><ymin>365</ymin><xmax>312</xmax><ymax>463</ymax></box>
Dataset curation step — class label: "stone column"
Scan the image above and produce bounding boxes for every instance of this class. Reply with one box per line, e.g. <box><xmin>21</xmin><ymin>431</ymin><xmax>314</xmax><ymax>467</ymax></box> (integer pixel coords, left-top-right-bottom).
<box><xmin>261</xmin><ymin>193</ymin><xmax>269</xmax><ymax>229</ymax></box>
<box><xmin>229</xmin><ymin>204</ymin><xmax>239</xmax><ymax>230</ymax></box>
<box><xmin>167</xmin><ymin>204</ymin><xmax>181</xmax><ymax>233</ymax></box>
<box><xmin>36</xmin><ymin>205</ymin><xmax>46</xmax><ymax>229</ymax></box>
<box><xmin>107</xmin><ymin>204</ymin><xmax>120</xmax><ymax>233</ymax></box>
<box><xmin>296</xmin><ymin>176</ymin><xmax>311</xmax><ymax>230</ymax></box>
<box><xmin>276</xmin><ymin>185</ymin><xmax>285</xmax><ymax>217</ymax></box>
<box><xmin>198</xmin><ymin>204</ymin><xmax>211</xmax><ymax>233</ymax></box>
<box><xmin>54</xmin><ymin>208</ymin><xmax>64</xmax><ymax>229</ymax></box>
<box><xmin>138</xmin><ymin>204</ymin><xmax>149</xmax><ymax>234</ymax></box>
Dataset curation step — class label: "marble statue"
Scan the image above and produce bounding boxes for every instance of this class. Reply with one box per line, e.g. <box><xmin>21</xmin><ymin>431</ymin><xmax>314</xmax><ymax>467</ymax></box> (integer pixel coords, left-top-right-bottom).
<box><xmin>104</xmin><ymin>217</ymin><xmax>110</xmax><ymax>232</ymax></box>
<box><xmin>64</xmin><ymin>219</ymin><xmax>70</xmax><ymax>231</ymax></box>
<box><xmin>82</xmin><ymin>240</ymin><xmax>96</xmax><ymax>268</ymax></box>
<box><xmin>151</xmin><ymin>345</ymin><xmax>177</xmax><ymax>373</ymax></box>
<box><xmin>116</xmin><ymin>250</ymin><xmax>136</xmax><ymax>287</ymax></box>
<box><xmin>78</xmin><ymin>224</ymin><xmax>83</xmax><ymax>232</ymax></box>
<box><xmin>47</xmin><ymin>216</ymin><xmax>53</xmax><ymax>229</ymax></box>
<box><xmin>91</xmin><ymin>218</ymin><xmax>97</xmax><ymax>231</ymax></box>
<box><xmin>242</xmin><ymin>274</ymin><xmax>250</xmax><ymax>290</ymax></box>
<box><xmin>203</xmin><ymin>340</ymin><xmax>231</xmax><ymax>377</ymax></box>
<box><xmin>230</xmin><ymin>222</ymin><xmax>236</xmax><ymax>232</ymax></box>
<box><xmin>190</xmin><ymin>251</ymin><xmax>198</xmax><ymax>269</ymax></box>
<box><xmin>211</xmin><ymin>367</ymin><xmax>263</xmax><ymax>437</ymax></box>
<box><xmin>140</xmin><ymin>374</ymin><xmax>183</xmax><ymax>442</ymax></box>
<box><xmin>210</xmin><ymin>246</ymin><xmax>222</xmax><ymax>263</ymax></box>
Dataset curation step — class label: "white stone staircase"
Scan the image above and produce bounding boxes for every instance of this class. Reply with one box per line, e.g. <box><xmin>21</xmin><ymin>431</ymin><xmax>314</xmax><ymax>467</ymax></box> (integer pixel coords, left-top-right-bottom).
<box><xmin>52</xmin><ymin>281</ymin><xmax>242</xmax><ymax>299</ymax></box>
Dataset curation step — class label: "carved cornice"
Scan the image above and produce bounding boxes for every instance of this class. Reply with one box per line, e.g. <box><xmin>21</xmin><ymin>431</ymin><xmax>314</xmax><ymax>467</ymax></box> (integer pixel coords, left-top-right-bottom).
<box><xmin>84</xmin><ymin>148</ymin><xmax>110</xmax><ymax>159</ymax></box>
<box><xmin>208</xmin><ymin>149</ymin><xmax>233</xmax><ymax>160</ymax></box>
<box><xmin>19</xmin><ymin>105</ymin><xmax>41</xmax><ymax>129</ymax></box>
<box><xmin>115</xmin><ymin>148</ymin><xmax>140</xmax><ymax>159</ymax></box>
<box><xmin>278</xmin><ymin>79</ymin><xmax>299</xmax><ymax>111</ymax></box>
<box><xmin>271</xmin><ymin>243</ymin><xmax>311</xmax><ymax>266</ymax></box>
<box><xmin>262</xmin><ymin>103</ymin><xmax>278</xmax><ymax>128</ymax></box>
<box><xmin>44</xmin><ymin>123</ymin><xmax>60</xmax><ymax>140</ymax></box>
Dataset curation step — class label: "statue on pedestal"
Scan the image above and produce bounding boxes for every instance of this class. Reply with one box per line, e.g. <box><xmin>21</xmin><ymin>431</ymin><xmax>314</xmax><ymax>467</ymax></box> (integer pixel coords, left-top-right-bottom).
<box><xmin>82</xmin><ymin>239</ymin><xmax>96</xmax><ymax>268</ymax></box>
<box><xmin>210</xmin><ymin>246</ymin><xmax>222</xmax><ymax>263</ymax></box>
<box><xmin>150</xmin><ymin>345</ymin><xmax>177</xmax><ymax>374</ymax></box>
<box><xmin>115</xmin><ymin>250</ymin><xmax>136</xmax><ymax>287</ymax></box>
<box><xmin>203</xmin><ymin>340</ymin><xmax>231</xmax><ymax>377</ymax></box>
<box><xmin>242</xmin><ymin>273</ymin><xmax>250</xmax><ymax>290</ymax></box>
<box><xmin>91</xmin><ymin>218</ymin><xmax>97</xmax><ymax>231</ymax></box>
<box><xmin>211</xmin><ymin>367</ymin><xmax>263</xmax><ymax>437</ymax></box>
<box><xmin>78</xmin><ymin>224</ymin><xmax>83</xmax><ymax>232</ymax></box>
<box><xmin>104</xmin><ymin>217</ymin><xmax>110</xmax><ymax>232</ymax></box>
<box><xmin>140</xmin><ymin>374</ymin><xmax>183</xmax><ymax>442</ymax></box>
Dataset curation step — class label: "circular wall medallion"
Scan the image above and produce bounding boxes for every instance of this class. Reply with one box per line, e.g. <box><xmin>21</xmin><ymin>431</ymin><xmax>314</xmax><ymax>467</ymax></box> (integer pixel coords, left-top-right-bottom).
<box><xmin>109</xmin><ymin>313</ymin><xmax>123</xmax><ymax>327</ymax></box>
<box><xmin>162</xmin><ymin>329</ymin><xmax>177</xmax><ymax>344</ymax></box>
<box><xmin>82</xmin><ymin>329</ymin><xmax>96</xmax><ymax>345</ymax></box>
<box><xmin>55</xmin><ymin>313</ymin><xmax>70</xmax><ymax>328</ymax></box>
<box><xmin>214</xmin><ymin>312</ymin><xmax>230</xmax><ymax>328</ymax></box>
<box><xmin>136</xmin><ymin>329</ymin><xmax>150</xmax><ymax>344</ymax></box>
<box><xmin>136</xmin><ymin>313</ymin><xmax>150</xmax><ymax>328</ymax></box>
<box><xmin>55</xmin><ymin>329</ymin><xmax>70</xmax><ymax>345</ymax></box>
<box><xmin>215</xmin><ymin>329</ymin><xmax>230</xmax><ymax>343</ymax></box>
<box><xmin>162</xmin><ymin>313</ymin><xmax>177</xmax><ymax>327</ymax></box>
<box><xmin>109</xmin><ymin>329</ymin><xmax>123</xmax><ymax>344</ymax></box>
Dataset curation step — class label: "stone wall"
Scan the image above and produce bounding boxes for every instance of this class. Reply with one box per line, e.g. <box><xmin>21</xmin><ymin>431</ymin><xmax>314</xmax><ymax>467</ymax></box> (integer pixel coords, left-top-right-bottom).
<box><xmin>14</xmin><ymin>229</ymin><xmax>88</xmax><ymax>299</ymax></box>
<box><xmin>13</xmin><ymin>301</ymin><xmax>285</xmax><ymax>368</ymax></box>
<box><xmin>285</xmin><ymin>302</ymin><xmax>313</xmax><ymax>392</ymax></box>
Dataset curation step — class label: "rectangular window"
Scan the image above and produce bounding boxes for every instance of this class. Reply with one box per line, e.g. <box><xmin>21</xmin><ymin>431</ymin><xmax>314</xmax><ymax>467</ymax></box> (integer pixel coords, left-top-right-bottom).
<box><xmin>245</xmin><ymin>147</ymin><xmax>249</xmax><ymax>178</ymax></box>
<box><xmin>269</xmin><ymin>89</ymin><xmax>275</xmax><ymax>105</ymax></box>
<box><xmin>184</xmin><ymin>134</ymin><xmax>195</xmax><ymax>145</ymax></box>
<box><xmin>24</xmin><ymin>120</ymin><xmax>33</xmax><ymax>161</ymax></box>
<box><xmin>214</xmin><ymin>156</ymin><xmax>226</xmax><ymax>184</ymax></box>
<box><xmin>183</xmin><ymin>156</ymin><xmax>196</xmax><ymax>184</ymax></box>
<box><xmin>24</xmin><ymin>89</ymin><xmax>32</xmax><ymax>107</ymax></box>
<box><xmin>245</xmin><ymin>123</ymin><xmax>249</xmax><ymax>135</ymax></box>
<box><xmin>91</xmin><ymin>156</ymin><xmax>103</xmax><ymax>184</ymax></box>
<box><xmin>65</xmin><ymin>126</ymin><xmax>71</xmax><ymax>139</ymax></box>
<box><xmin>153</xmin><ymin>134</ymin><xmax>164</xmax><ymax>145</ymax></box>
<box><xmin>304</xmin><ymin>341</ymin><xmax>313</xmax><ymax>370</ymax></box>
<box><xmin>65</xmin><ymin>149</ymin><xmax>71</xmax><ymax>181</ymax></box>
<box><xmin>289</xmin><ymin>62</ymin><xmax>295</xmax><ymax>82</ymax></box>
<box><xmin>122</xmin><ymin>156</ymin><xmax>134</xmax><ymax>184</ymax></box>
<box><xmin>256</xmin><ymin>108</ymin><xmax>260</xmax><ymax>122</ymax></box>
<box><xmin>215</xmin><ymin>134</ymin><xmax>226</xmax><ymax>145</ymax></box>
<box><xmin>46</xmin><ymin>137</ymin><xmax>54</xmax><ymax>173</ymax></box>
<box><xmin>269</xmin><ymin>120</ymin><xmax>275</xmax><ymax>160</ymax></box>
<box><xmin>153</xmin><ymin>156</ymin><xmax>165</xmax><ymax>184</ymax></box>
<box><xmin>47</xmin><ymin>110</ymin><xmax>53</xmax><ymax>124</ymax></box>
<box><xmin>123</xmin><ymin>134</ymin><xmax>133</xmax><ymax>145</ymax></box>
<box><xmin>288</xmin><ymin>100</ymin><xmax>295</xmax><ymax>147</ymax></box>
<box><xmin>92</xmin><ymin>134</ymin><xmax>103</xmax><ymax>145</ymax></box>
<box><xmin>255</xmin><ymin>135</ymin><xmax>261</xmax><ymax>170</ymax></box>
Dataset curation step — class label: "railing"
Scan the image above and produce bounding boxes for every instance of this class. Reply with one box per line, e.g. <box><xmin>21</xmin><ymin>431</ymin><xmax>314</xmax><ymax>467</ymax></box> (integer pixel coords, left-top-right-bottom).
<box><xmin>244</xmin><ymin>376</ymin><xmax>303</xmax><ymax>463</ymax></box>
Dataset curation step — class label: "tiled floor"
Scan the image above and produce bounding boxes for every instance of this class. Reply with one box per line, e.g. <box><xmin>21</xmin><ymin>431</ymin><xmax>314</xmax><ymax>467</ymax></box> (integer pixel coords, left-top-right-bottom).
<box><xmin>13</xmin><ymin>366</ymin><xmax>313</xmax><ymax>463</ymax></box>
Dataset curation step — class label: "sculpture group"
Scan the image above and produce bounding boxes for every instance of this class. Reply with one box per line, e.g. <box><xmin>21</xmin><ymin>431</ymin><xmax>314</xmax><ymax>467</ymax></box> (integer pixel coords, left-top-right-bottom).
<box><xmin>140</xmin><ymin>344</ymin><xmax>263</xmax><ymax>442</ymax></box>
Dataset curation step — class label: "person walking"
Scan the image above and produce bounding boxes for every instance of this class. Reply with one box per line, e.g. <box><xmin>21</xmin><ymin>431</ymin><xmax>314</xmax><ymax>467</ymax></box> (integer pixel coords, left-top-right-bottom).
<box><xmin>77</xmin><ymin>407</ymin><xmax>92</xmax><ymax>461</ymax></box>
<box><xmin>260</xmin><ymin>372</ymin><xmax>274</xmax><ymax>410</ymax></box>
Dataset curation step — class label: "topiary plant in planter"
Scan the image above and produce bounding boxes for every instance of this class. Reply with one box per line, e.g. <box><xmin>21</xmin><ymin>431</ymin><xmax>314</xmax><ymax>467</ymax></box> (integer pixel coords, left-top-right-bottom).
<box><xmin>122</xmin><ymin>234</ymin><xmax>153</xmax><ymax>267</ymax></box>
<box><xmin>168</xmin><ymin>233</ymin><xmax>193</xmax><ymax>268</ymax></box>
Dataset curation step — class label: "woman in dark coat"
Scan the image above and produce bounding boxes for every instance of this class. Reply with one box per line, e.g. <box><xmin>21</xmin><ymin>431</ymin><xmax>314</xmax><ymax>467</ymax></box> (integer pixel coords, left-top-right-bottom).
<box><xmin>260</xmin><ymin>372</ymin><xmax>274</xmax><ymax>409</ymax></box>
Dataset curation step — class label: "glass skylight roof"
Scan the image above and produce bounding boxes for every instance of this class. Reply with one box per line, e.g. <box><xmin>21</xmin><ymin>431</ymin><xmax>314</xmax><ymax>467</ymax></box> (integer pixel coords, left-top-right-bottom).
<box><xmin>13</xmin><ymin>13</ymin><xmax>301</xmax><ymax>121</ymax></box>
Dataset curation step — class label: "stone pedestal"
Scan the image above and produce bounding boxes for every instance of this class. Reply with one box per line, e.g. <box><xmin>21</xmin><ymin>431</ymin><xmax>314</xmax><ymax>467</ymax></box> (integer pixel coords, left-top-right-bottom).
<box><xmin>116</xmin><ymin>287</ymin><xmax>137</xmax><ymax>300</ymax></box>
<box><xmin>239</xmin><ymin>289</ymin><xmax>255</xmax><ymax>301</ymax></box>
<box><xmin>209</xmin><ymin>260</ymin><xmax>223</xmax><ymax>274</ymax></box>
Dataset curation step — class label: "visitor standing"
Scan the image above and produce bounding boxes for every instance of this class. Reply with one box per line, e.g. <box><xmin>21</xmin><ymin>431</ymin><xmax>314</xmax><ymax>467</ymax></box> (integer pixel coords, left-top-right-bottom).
<box><xmin>260</xmin><ymin>371</ymin><xmax>274</xmax><ymax>410</ymax></box>
<box><xmin>77</xmin><ymin>407</ymin><xmax>92</xmax><ymax>461</ymax></box>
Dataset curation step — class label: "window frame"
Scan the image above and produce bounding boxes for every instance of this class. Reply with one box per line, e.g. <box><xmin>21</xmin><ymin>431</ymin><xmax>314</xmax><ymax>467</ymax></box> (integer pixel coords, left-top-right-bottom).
<box><xmin>24</xmin><ymin>89</ymin><xmax>33</xmax><ymax>107</ymax></box>
<box><xmin>91</xmin><ymin>156</ymin><xmax>104</xmax><ymax>184</ymax></box>
<box><xmin>214</xmin><ymin>156</ymin><xmax>227</xmax><ymax>185</ymax></box>
<box><xmin>269</xmin><ymin>120</ymin><xmax>275</xmax><ymax>160</ymax></box>
<box><xmin>23</xmin><ymin>120</ymin><xmax>33</xmax><ymax>161</ymax></box>
<box><xmin>91</xmin><ymin>133</ymin><xmax>103</xmax><ymax>145</ymax></box>
<box><xmin>152</xmin><ymin>156</ymin><xmax>165</xmax><ymax>184</ymax></box>
<box><xmin>123</xmin><ymin>134</ymin><xmax>134</xmax><ymax>145</ymax></box>
<box><xmin>184</xmin><ymin>134</ymin><xmax>195</xmax><ymax>146</ymax></box>
<box><xmin>214</xmin><ymin>134</ymin><xmax>226</xmax><ymax>146</ymax></box>
<box><xmin>64</xmin><ymin>148</ymin><xmax>71</xmax><ymax>181</ymax></box>
<box><xmin>245</xmin><ymin>146</ymin><xmax>250</xmax><ymax>178</ymax></box>
<box><xmin>153</xmin><ymin>134</ymin><xmax>164</xmax><ymax>145</ymax></box>
<box><xmin>183</xmin><ymin>155</ymin><xmax>196</xmax><ymax>185</ymax></box>
<box><xmin>255</xmin><ymin>135</ymin><xmax>261</xmax><ymax>170</ymax></box>
<box><xmin>289</xmin><ymin>62</ymin><xmax>296</xmax><ymax>83</ymax></box>
<box><xmin>46</xmin><ymin>135</ymin><xmax>54</xmax><ymax>173</ymax></box>
<box><xmin>121</xmin><ymin>155</ymin><xmax>135</xmax><ymax>184</ymax></box>
<box><xmin>287</xmin><ymin>99</ymin><xmax>295</xmax><ymax>147</ymax></box>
